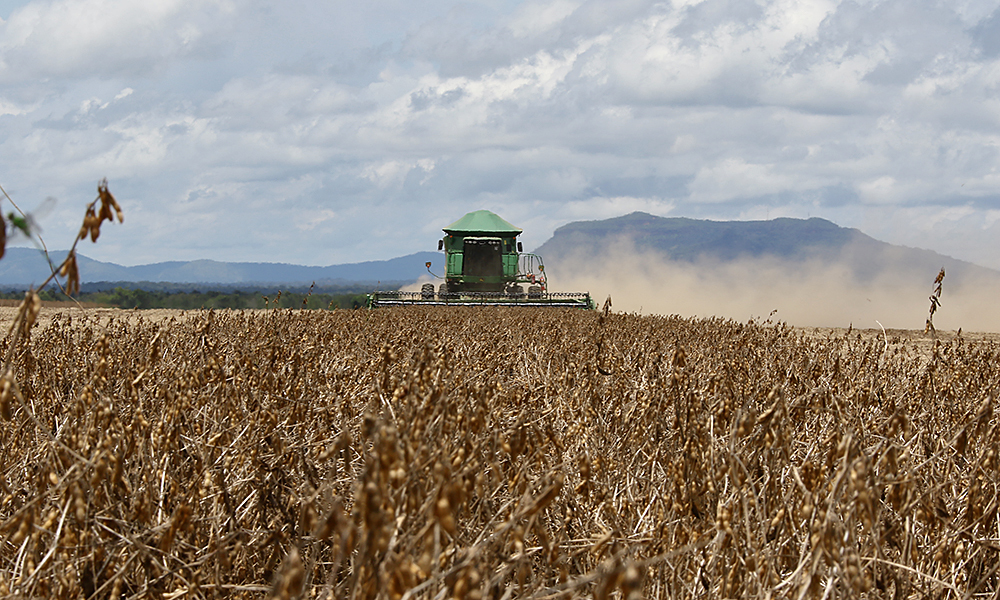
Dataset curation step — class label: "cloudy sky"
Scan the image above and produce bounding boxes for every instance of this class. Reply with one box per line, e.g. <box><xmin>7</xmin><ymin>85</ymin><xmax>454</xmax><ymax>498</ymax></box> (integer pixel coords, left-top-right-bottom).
<box><xmin>1</xmin><ymin>0</ymin><xmax>999</xmax><ymax>269</ymax></box>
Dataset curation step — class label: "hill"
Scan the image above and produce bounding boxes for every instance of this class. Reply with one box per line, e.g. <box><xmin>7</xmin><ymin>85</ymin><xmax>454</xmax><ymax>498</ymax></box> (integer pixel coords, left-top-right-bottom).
<box><xmin>0</xmin><ymin>248</ymin><xmax>440</xmax><ymax>289</ymax></box>
<box><xmin>534</xmin><ymin>212</ymin><xmax>999</xmax><ymax>285</ymax></box>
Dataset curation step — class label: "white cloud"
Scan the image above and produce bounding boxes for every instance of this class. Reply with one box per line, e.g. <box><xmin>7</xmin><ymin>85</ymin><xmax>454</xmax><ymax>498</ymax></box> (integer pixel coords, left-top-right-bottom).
<box><xmin>0</xmin><ymin>0</ymin><xmax>235</xmax><ymax>82</ymax></box>
<box><xmin>296</xmin><ymin>209</ymin><xmax>338</xmax><ymax>232</ymax></box>
<box><xmin>689</xmin><ymin>158</ymin><xmax>799</xmax><ymax>202</ymax></box>
<box><xmin>856</xmin><ymin>176</ymin><xmax>900</xmax><ymax>204</ymax></box>
<box><xmin>0</xmin><ymin>97</ymin><xmax>30</xmax><ymax>115</ymax></box>
<box><xmin>2</xmin><ymin>0</ymin><xmax>1000</xmax><ymax>273</ymax></box>
<box><xmin>361</xmin><ymin>159</ymin><xmax>436</xmax><ymax>189</ymax></box>
<box><xmin>506</xmin><ymin>0</ymin><xmax>581</xmax><ymax>37</ymax></box>
<box><xmin>562</xmin><ymin>196</ymin><xmax>675</xmax><ymax>220</ymax></box>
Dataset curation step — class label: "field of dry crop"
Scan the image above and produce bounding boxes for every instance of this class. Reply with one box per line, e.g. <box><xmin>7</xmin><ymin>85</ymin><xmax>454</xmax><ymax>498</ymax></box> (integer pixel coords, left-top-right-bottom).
<box><xmin>0</xmin><ymin>306</ymin><xmax>997</xmax><ymax>599</ymax></box>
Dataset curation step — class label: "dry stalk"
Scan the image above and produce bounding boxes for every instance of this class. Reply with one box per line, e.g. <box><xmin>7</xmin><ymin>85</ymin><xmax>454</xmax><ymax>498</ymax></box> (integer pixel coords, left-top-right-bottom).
<box><xmin>0</xmin><ymin>303</ymin><xmax>996</xmax><ymax>599</ymax></box>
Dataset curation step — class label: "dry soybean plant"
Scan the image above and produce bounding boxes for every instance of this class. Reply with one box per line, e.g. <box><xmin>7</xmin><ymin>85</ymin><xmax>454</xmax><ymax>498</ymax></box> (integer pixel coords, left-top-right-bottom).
<box><xmin>925</xmin><ymin>268</ymin><xmax>945</xmax><ymax>334</ymax></box>
<box><xmin>0</xmin><ymin>179</ymin><xmax>123</xmax><ymax>426</ymax></box>
<box><xmin>0</xmin><ymin>306</ymin><xmax>997</xmax><ymax>599</ymax></box>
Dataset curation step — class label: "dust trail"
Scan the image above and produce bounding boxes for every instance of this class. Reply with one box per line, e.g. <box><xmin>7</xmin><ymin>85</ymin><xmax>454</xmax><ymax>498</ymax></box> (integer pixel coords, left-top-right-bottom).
<box><xmin>549</xmin><ymin>242</ymin><xmax>1000</xmax><ymax>332</ymax></box>
<box><xmin>400</xmin><ymin>274</ymin><xmax>439</xmax><ymax>293</ymax></box>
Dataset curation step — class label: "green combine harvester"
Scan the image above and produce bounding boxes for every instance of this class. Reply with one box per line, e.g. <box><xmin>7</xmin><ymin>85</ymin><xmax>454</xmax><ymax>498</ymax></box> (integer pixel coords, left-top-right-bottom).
<box><xmin>367</xmin><ymin>210</ymin><xmax>595</xmax><ymax>309</ymax></box>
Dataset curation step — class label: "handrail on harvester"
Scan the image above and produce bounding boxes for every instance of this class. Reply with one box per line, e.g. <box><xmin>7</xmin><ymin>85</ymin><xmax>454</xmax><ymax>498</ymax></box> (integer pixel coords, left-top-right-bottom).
<box><xmin>517</xmin><ymin>253</ymin><xmax>544</xmax><ymax>279</ymax></box>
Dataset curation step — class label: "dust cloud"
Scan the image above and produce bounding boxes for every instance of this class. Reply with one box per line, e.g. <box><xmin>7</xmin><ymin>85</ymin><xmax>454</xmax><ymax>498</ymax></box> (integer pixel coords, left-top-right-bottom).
<box><xmin>401</xmin><ymin>276</ymin><xmax>437</xmax><ymax>293</ymax></box>
<box><xmin>548</xmin><ymin>243</ymin><xmax>1000</xmax><ymax>333</ymax></box>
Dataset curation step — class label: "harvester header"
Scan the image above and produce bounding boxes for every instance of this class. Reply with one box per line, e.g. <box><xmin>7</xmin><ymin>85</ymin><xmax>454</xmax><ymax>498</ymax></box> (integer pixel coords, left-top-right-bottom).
<box><xmin>368</xmin><ymin>210</ymin><xmax>594</xmax><ymax>308</ymax></box>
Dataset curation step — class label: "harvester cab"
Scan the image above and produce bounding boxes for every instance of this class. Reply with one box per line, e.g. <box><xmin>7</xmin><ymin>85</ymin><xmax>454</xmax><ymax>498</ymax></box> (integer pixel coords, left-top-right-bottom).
<box><xmin>367</xmin><ymin>210</ymin><xmax>594</xmax><ymax>308</ymax></box>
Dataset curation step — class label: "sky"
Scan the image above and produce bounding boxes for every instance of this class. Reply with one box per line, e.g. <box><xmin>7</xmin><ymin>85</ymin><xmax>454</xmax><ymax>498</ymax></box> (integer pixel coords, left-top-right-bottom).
<box><xmin>1</xmin><ymin>0</ymin><xmax>999</xmax><ymax>269</ymax></box>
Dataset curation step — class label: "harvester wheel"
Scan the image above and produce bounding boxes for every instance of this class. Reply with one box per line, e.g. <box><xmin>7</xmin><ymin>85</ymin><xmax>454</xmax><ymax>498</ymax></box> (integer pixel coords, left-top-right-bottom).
<box><xmin>506</xmin><ymin>284</ymin><xmax>525</xmax><ymax>298</ymax></box>
<box><xmin>528</xmin><ymin>285</ymin><xmax>542</xmax><ymax>299</ymax></box>
<box><xmin>421</xmin><ymin>283</ymin><xmax>435</xmax><ymax>299</ymax></box>
<box><xmin>438</xmin><ymin>283</ymin><xmax>451</xmax><ymax>299</ymax></box>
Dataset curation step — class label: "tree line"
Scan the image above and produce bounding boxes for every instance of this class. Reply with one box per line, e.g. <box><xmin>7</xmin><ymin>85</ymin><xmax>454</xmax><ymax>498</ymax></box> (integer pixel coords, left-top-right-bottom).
<box><xmin>0</xmin><ymin>287</ymin><xmax>370</xmax><ymax>310</ymax></box>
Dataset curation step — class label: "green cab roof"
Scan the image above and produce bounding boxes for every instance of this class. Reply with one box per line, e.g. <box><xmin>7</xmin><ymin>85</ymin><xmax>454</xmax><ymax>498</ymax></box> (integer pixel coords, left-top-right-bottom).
<box><xmin>443</xmin><ymin>210</ymin><xmax>522</xmax><ymax>235</ymax></box>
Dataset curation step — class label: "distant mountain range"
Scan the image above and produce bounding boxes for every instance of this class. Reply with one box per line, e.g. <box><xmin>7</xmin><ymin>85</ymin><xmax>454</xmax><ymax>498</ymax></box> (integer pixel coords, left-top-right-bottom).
<box><xmin>1</xmin><ymin>213</ymin><xmax>994</xmax><ymax>290</ymax></box>
<box><xmin>0</xmin><ymin>248</ymin><xmax>440</xmax><ymax>290</ymax></box>
<box><xmin>534</xmin><ymin>212</ymin><xmax>999</xmax><ymax>286</ymax></box>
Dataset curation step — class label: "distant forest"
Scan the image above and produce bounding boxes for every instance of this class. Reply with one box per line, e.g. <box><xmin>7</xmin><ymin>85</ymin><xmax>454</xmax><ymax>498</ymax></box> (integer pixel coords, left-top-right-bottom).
<box><xmin>0</xmin><ymin>287</ymin><xmax>373</xmax><ymax>310</ymax></box>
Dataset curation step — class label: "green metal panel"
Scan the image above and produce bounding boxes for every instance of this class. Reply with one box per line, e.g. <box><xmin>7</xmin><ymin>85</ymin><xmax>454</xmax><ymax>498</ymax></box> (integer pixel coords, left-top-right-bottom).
<box><xmin>502</xmin><ymin>252</ymin><xmax>518</xmax><ymax>277</ymax></box>
<box><xmin>443</xmin><ymin>210</ymin><xmax>522</xmax><ymax>235</ymax></box>
<box><xmin>446</xmin><ymin>252</ymin><xmax>463</xmax><ymax>277</ymax></box>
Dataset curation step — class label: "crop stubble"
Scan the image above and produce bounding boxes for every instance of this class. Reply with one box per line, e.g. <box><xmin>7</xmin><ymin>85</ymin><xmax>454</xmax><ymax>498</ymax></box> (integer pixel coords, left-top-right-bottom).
<box><xmin>0</xmin><ymin>306</ymin><xmax>997</xmax><ymax>599</ymax></box>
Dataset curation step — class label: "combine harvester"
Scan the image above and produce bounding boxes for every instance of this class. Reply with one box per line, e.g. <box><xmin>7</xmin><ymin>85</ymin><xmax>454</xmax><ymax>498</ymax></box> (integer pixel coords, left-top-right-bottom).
<box><xmin>368</xmin><ymin>210</ymin><xmax>595</xmax><ymax>309</ymax></box>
